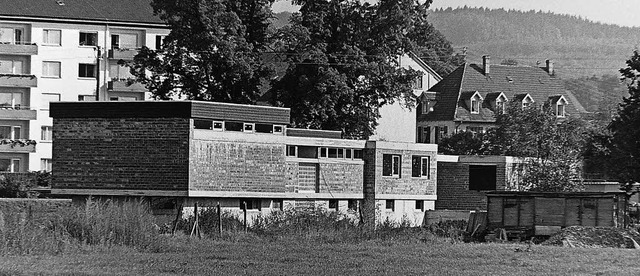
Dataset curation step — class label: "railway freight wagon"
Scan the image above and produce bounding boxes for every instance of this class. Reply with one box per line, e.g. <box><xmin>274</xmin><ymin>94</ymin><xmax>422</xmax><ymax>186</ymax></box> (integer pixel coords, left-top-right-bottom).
<box><xmin>486</xmin><ymin>191</ymin><xmax>627</xmax><ymax>239</ymax></box>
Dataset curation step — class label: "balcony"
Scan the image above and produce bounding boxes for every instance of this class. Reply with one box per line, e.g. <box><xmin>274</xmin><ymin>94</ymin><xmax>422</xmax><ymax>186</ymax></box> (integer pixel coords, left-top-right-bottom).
<box><xmin>0</xmin><ymin>74</ymin><xmax>37</xmax><ymax>87</ymax></box>
<box><xmin>0</xmin><ymin>140</ymin><xmax>36</xmax><ymax>153</ymax></box>
<box><xmin>108</xmin><ymin>48</ymin><xmax>139</xmax><ymax>60</ymax></box>
<box><xmin>107</xmin><ymin>79</ymin><xmax>147</xmax><ymax>93</ymax></box>
<box><xmin>0</xmin><ymin>42</ymin><xmax>38</xmax><ymax>55</ymax></box>
<box><xmin>0</xmin><ymin>106</ymin><xmax>37</xmax><ymax>120</ymax></box>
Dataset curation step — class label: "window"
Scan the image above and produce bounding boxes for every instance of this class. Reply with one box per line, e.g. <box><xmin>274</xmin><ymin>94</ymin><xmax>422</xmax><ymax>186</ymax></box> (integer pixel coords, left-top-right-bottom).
<box><xmin>0</xmin><ymin>159</ymin><xmax>20</xmax><ymax>172</ymax></box>
<box><xmin>239</xmin><ymin>199</ymin><xmax>261</xmax><ymax>210</ymax></box>
<box><xmin>0</xmin><ymin>92</ymin><xmax>23</xmax><ymax>109</ymax></box>
<box><xmin>421</xmin><ymin>100</ymin><xmax>429</xmax><ymax>114</ymax></box>
<box><xmin>348</xmin><ymin>199</ymin><xmax>358</xmax><ymax>211</ymax></box>
<box><xmin>272</xmin><ymin>199</ymin><xmax>283</xmax><ymax>211</ymax></box>
<box><xmin>194</xmin><ymin>120</ymin><xmax>213</xmax><ymax>130</ymax></box>
<box><xmin>224</xmin><ymin>122</ymin><xmax>243</xmax><ymax>131</ymax></box>
<box><xmin>383</xmin><ymin>154</ymin><xmax>401</xmax><ymax>177</ymax></box>
<box><xmin>415</xmin><ymin>200</ymin><xmax>424</xmax><ymax>211</ymax></box>
<box><xmin>411</xmin><ymin>156</ymin><xmax>430</xmax><ymax>178</ymax></box>
<box><xmin>41</xmin><ymin>93</ymin><xmax>61</xmax><ymax>107</ymax></box>
<box><xmin>0</xmin><ymin>27</ymin><xmax>23</xmax><ymax>44</ymax></box>
<box><xmin>111</xmin><ymin>33</ymin><xmax>137</xmax><ymax>49</ymax></box>
<box><xmin>109</xmin><ymin>96</ymin><xmax>137</xmax><ymax>101</ymax></box>
<box><xmin>79</xmin><ymin>64</ymin><xmax>97</xmax><ymax>78</ymax></box>
<box><xmin>42</xmin><ymin>61</ymin><xmax>61</xmax><ymax>78</ymax></box>
<box><xmin>329</xmin><ymin>199</ymin><xmax>338</xmax><ymax>210</ymax></box>
<box><xmin>213</xmin><ymin>121</ymin><xmax>223</xmax><ymax>130</ymax></box>
<box><xmin>556</xmin><ymin>102</ymin><xmax>566</xmax><ymax>117</ymax></box>
<box><xmin>468</xmin><ymin>165</ymin><xmax>497</xmax><ymax>191</ymax></box>
<box><xmin>41</xmin><ymin>126</ymin><xmax>52</xmax><ymax>141</ymax></box>
<box><xmin>0</xmin><ymin>126</ymin><xmax>21</xmax><ymax>139</ymax></box>
<box><xmin>43</xmin><ymin>29</ymin><xmax>61</xmax><ymax>45</ymax></box>
<box><xmin>155</xmin><ymin>35</ymin><xmax>166</xmax><ymax>49</ymax></box>
<box><xmin>353</xmin><ymin>149</ymin><xmax>363</xmax><ymax>159</ymax></box>
<box><xmin>435</xmin><ymin>126</ymin><xmax>448</xmax><ymax>144</ymax></box>
<box><xmin>78</xmin><ymin>95</ymin><xmax>95</xmax><ymax>101</ymax></box>
<box><xmin>0</xmin><ymin>59</ymin><xmax>23</xmax><ymax>74</ymax></box>
<box><xmin>286</xmin><ymin>145</ymin><xmax>297</xmax><ymax>157</ymax></box>
<box><xmin>470</xmin><ymin>98</ymin><xmax>480</xmax><ymax>114</ymax></box>
<box><xmin>255</xmin><ymin>124</ymin><xmax>272</xmax><ymax>133</ymax></box>
<box><xmin>273</xmin><ymin>125</ymin><xmax>284</xmax><ymax>134</ymax></box>
<box><xmin>243</xmin><ymin>123</ymin><xmax>254</xmax><ymax>133</ymax></box>
<box><xmin>79</xmin><ymin>32</ymin><xmax>98</xmax><ymax>46</ymax></box>
<box><xmin>320</xmin><ymin>148</ymin><xmax>327</xmax><ymax>158</ymax></box>
<box><xmin>385</xmin><ymin>200</ymin><xmax>395</xmax><ymax>211</ymax></box>
<box><xmin>417</xmin><ymin>126</ymin><xmax>431</xmax><ymax>144</ymax></box>
<box><xmin>466</xmin><ymin>126</ymin><xmax>484</xmax><ymax>137</ymax></box>
<box><xmin>40</xmin><ymin>158</ymin><xmax>52</xmax><ymax>172</ymax></box>
<box><xmin>495</xmin><ymin>99</ymin><xmax>505</xmax><ymax>114</ymax></box>
<box><xmin>412</xmin><ymin>76</ymin><xmax>423</xmax><ymax>90</ymax></box>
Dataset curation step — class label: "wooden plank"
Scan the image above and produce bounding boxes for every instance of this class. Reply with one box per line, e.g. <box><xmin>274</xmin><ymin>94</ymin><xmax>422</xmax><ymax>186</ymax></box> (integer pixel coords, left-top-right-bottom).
<box><xmin>518</xmin><ymin>198</ymin><xmax>534</xmax><ymax>226</ymax></box>
<box><xmin>535</xmin><ymin>225</ymin><xmax>562</xmax><ymax>236</ymax></box>
<box><xmin>597</xmin><ymin>198</ymin><xmax>614</xmax><ymax>226</ymax></box>
<box><xmin>487</xmin><ymin>197</ymin><xmax>503</xmax><ymax>227</ymax></box>
<box><xmin>534</xmin><ymin>198</ymin><xmax>565</xmax><ymax>226</ymax></box>
<box><xmin>565</xmin><ymin>198</ymin><xmax>581</xmax><ymax>226</ymax></box>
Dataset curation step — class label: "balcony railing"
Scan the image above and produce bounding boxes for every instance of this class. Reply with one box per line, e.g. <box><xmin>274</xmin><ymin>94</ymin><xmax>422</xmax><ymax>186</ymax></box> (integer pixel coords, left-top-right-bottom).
<box><xmin>0</xmin><ymin>106</ymin><xmax>37</xmax><ymax>120</ymax></box>
<box><xmin>0</xmin><ymin>74</ymin><xmax>37</xmax><ymax>87</ymax></box>
<box><xmin>108</xmin><ymin>48</ymin><xmax>140</xmax><ymax>60</ymax></box>
<box><xmin>0</xmin><ymin>41</ymin><xmax>38</xmax><ymax>55</ymax></box>
<box><xmin>107</xmin><ymin>79</ymin><xmax>147</xmax><ymax>93</ymax></box>
<box><xmin>0</xmin><ymin>139</ymin><xmax>36</xmax><ymax>153</ymax></box>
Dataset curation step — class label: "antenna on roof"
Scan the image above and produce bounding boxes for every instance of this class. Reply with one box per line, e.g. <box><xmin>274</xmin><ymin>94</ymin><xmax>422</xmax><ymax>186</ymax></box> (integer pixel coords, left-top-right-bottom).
<box><xmin>56</xmin><ymin>0</ymin><xmax>65</xmax><ymax>6</ymax></box>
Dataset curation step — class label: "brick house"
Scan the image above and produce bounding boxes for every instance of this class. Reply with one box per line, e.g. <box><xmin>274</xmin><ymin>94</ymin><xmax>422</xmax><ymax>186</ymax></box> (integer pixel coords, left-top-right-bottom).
<box><xmin>436</xmin><ymin>155</ymin><xmax>524</xmax><ymax>211</ymax></box>
<box><xmin>49</xmin><ymin>101</ymin><xmax>437</xmax><ymax>226</ymax></box>
<box><xmin>416</xmin><ymin>56</ymin><xmax>587</xmax><ymax>144</ymax></box>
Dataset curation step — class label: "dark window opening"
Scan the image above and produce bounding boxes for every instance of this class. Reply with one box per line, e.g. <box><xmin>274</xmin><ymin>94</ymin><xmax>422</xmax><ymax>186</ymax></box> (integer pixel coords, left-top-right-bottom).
<box><xmin>286</xmin><ymin>145</ymin><xmax>297</xmax><ymax>157</ymax></box>
<box><xmin>272</xmin><ymin>199</ymin><xmax>283</xmax><ymax>211</ymax></box>
<box><xmin>353</xmin><ymin>149</ymin><xmax>363</xmax><ymax>159</ymax></box>
<box><xmin>79</xmin><ymin>32</ymin><xmax>97</xmax><ymax>46</ymax></box>
<box><xmin>345</xmin><ymin>149</ymin><xmax>352</xmax><ymax>159</ymax></box>
<box><xmin>385</xmin><ymin>200</ymin><xmax>395</xmax><ymax>210</ymax></box>
<box><xmin>78</xmin><ymin>64</ymin><xmax>97</xmax><ymax>78</ymax></box>
<box><xmin>273</xmin><ymin>125</ymin><xmax>284</xmax><ymax>133</ymax></box>
<box><xmin>240</xmin><ymin>199</ymin><xmax>261</xmax><ymax>210</ymax></box>
<box><xmin>297</xmin><ymin>146</ymin><xmax>318</xmax><ymax>158</ymax></box>
<box><xmin>469</xmin><ymin>165</ymin><xmax>497</xmax><ymax>190</ymax></box>
<box><xmin>348</xmin><ymin>199</ymin><xmax>358</xmax><ymax>211</ymax></box>
<box><xmin>337</xmin><ymin>148</ymin><xmax>344</xmax><ymax>158</ymax></box>
<box><xmin>412</xmin><ymin>156</ymin><xmax>430</xmax><ymax>178</ymax></box>
<box><xmin>225</xmin><ymin>122</ymin><xmax>243</xmax><ymax>131</ymax></box>
<box><xmin>213</xmin><ymin>121</ymin><xmax>223</xmax><ymax>129</ymax></box>
<box><xmin>383</xmin><ymin>154</ymin><xmax>401</xmax><ymax>177</ymax></box>
<box><xmin>194</xmin><ymin>120</ymin><xmax>212</xmax><ymax>130</ymax></box>
<box><xmin>320</xmin><ymin>148</ymin><xmax>327</xmax><ymax>158</ymax></box>
<box><xmin>255</xmin><ymin>124</ymin><xmax>273</xmax><ymax>133</ymax></box>
<box><xmin>329</xmin><ymin>199</ymin><xmax>338</xmax><ymax>210</ymax></box>
<box><xmin>415</xmin><ymin>200</ymin><xmax>424</xmax><ymax>211</ymax></box>
<box><xmin>155</xmin><ymin>35</ymin><xmax>165</xmax><ymax>49</ymax></box>
<box><xmin>328</xmin><ymin>148</ymin><xmax>338</xmax><ymax>158</ymax></box>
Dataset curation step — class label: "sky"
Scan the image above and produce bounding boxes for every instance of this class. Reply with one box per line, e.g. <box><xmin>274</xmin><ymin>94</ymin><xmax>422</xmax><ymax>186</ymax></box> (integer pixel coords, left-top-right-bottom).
<box><xmin>272</xmin><ymin>0</ymin><xmax>640</xmax><ymax>28</ymax></box>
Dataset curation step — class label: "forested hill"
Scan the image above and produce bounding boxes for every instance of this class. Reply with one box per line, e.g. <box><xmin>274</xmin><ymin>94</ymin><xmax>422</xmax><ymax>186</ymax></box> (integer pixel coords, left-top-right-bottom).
<box><xmin>427</xmin><ymin>7</ymin><xmax>640</xmax><ymax>77</ymax></box>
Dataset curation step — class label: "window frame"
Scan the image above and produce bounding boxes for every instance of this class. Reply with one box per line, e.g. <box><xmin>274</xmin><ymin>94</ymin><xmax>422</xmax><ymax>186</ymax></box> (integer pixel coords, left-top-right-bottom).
<box><xmin>40</xmin><ymin>158</ymin><xmax>52</xmax><ymax>172</ymax></box>
<box><xmin>42</xmin><ymin>29</ymin><xmax>61</xmax><ymax>46</ymax></box>
<box><xmin>42</xmin><ymin>61</ymin><xmax>61</xmax><ymax>78</ymax></box>
<box><xmin>0</xmin><ymin>125</ymin><xmax>21</xmax><ymax>140</ymax></box>
<box><xmin>79</xmin><ymin>31</ymin><xmax>98</xmax><ymax>47</ymax></box>
<box><xmin>411</xmin><ymin>156</ymin><xmax>430</xmax><ymax>179</ymax></box>
<box><xmin>41</xmin><ymin>125</ymin><xmax>53</xmax><ymax>141</ymax></box>
<box><xmin>382</xmin><ymin>154</ymin><xmax>402</xmax><ymax>177</ymax></box>
<box><xmin>470</xmin><ymin>98</ymin><xmax>480</xmax><ymax>114</ymax></box>
<box><xmin>78</xmin><ymin>63</ymin><xmax>97</xmax><ymax>78</ymax></box>
<box><xmin>556</xmin><ymin>102</ymin><xmax>566</xmax><ymax>117</ymax></box>
<box><xmin>385</xmin><ymin>199</ymin><xmax>395</xmax><ymax>211</ymax></box>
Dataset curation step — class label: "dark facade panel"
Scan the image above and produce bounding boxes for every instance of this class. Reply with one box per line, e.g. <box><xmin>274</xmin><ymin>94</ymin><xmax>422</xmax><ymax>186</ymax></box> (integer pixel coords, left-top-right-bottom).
<box><xmin>50</xmin><ymin>101</ymin><xmax>193</xmax><ymax>118</ymax></box>
<box><xmin>286</xmin><ymin>128</ymin><xmax>342</xmax><ymax>139</ymax></box>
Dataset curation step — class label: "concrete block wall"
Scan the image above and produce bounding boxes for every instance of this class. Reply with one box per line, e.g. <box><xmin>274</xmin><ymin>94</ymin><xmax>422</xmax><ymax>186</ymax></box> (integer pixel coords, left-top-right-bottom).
<box><xmin>189</xmin><ymin>140</ymin><xmax>287</xmax><ymax>193</ymax></box>
<box><xmin>52</xmin><ymin>118</ymin><xmax>191</xmax><ymax>191</ymax></box>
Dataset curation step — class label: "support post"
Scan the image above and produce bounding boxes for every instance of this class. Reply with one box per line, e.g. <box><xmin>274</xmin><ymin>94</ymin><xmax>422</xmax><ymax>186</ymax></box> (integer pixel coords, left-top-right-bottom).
<box><xmin>217</xmin><ymin>204</ymin><xmax>222</xmax><ymax>235</ymax></box>
<box><xmin>243</xmin><ymin>201</ymin><xmax>248</xmax><ymax>232</ymax></box>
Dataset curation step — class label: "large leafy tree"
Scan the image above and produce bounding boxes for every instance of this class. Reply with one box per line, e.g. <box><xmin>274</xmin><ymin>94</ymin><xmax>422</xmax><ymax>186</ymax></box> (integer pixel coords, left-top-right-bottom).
<box><xmin>126</xmin><ymin>0</ymin><xmax>274</xmax><ymax>103</ymax></box>
<box><xmin>268</xmin><ymin>0</ymin><xmax>459</xmax><ymax>139</ymax></box>
<box><xmin>608</xmin><ymin>50</ymin><xmax>640</xmax><ymax>184</ymax></box>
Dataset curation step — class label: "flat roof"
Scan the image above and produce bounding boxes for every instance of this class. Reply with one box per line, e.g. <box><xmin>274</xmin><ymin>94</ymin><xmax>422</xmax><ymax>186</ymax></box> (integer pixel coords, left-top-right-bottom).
<box><xmin>50</xmin><ymin>101</ymin><xmax>291</xmax><ymax>125</ymax></box>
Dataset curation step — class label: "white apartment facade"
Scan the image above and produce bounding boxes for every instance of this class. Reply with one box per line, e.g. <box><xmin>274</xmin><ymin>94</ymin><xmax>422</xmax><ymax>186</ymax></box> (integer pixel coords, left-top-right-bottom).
<box><xmin>0</xmin><ymin>0</ymin><xmax>170</xmax><ymax>172</ymax></box>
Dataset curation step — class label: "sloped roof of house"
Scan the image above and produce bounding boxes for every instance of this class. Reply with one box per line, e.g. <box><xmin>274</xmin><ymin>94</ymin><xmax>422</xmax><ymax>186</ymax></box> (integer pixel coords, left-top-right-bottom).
<box><xmin>0</xmin><ymin>0</ymin><xmax>164</xmax><ymax>25</ymax></box>
<box><xmin>422</xmin><ymin>62</ymin><xmax>586</xmax><ymax>122</ymax></box>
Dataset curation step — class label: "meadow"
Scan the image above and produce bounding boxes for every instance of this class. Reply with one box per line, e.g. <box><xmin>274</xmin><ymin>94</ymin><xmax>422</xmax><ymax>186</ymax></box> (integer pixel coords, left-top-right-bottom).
<box><xmin>1</xmin><ymin>199</ymin><xmax>640</xmax><ymax>275</ymax></box>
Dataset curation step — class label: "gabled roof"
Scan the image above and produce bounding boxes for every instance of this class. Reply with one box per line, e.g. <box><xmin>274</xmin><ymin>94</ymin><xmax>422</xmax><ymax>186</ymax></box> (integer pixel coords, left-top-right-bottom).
<box><xmin>0</xmin><ymin>0</ymin><xmax>165</xmax><ymax>26</ymax></box>
<box><xmin>421</xmin><ymin>62</ymin><xmax>583</xmax><ymax>122</ymax></box>
<box><xmin>407</xmin><ymin>52</ymin><xmax>442</xmax><ymax>82</ymax></box>
<box><xmin>484</xmin><ymin>92</ymin><xmax>507</xmax><ymax>103</ymax></box>
<box><xmin>548</xmin><ymin>95</ymin><xmax>567</xmax><ymax>105</ymax></box>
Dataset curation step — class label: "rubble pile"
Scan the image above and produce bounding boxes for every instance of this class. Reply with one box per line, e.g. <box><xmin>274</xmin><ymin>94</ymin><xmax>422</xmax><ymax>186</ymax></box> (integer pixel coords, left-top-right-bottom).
<box><xmin>543</xmin><ymin>226</ymin><xmax>640</xmax><ymax>249</ymax></box>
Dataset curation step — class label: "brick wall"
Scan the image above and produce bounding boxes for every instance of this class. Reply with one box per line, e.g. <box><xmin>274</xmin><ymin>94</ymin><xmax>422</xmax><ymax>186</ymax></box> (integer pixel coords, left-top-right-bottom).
<box><xmin>436</xmin><ymin>162</ymin><xmax>508</xmax><ymax>211</ymax></box>
<box><xmin>53</xmin><ymin>118</ymin><xmax>190</xmax><ymax>191</ymax></box>
<box><xmin>190</xmin><ymin>140</ymin><xmax>287</xmax><ymax>193</ymax></box>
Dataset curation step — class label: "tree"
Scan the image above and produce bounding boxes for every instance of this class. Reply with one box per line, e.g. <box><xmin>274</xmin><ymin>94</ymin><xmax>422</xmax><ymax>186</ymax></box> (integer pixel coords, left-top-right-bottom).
<box><xmin>608</xmin><ymin>50</ymin><xmax>640</xmax><ymax>184</ymax></box>
<box><xmin>126</xmin><ymin>0</ymin><xmax>275</xmax><ymax>103</ymax></box>
<box><xmin>487</xmin><ymin>103</ymin><xmax>588</xmax><ymax>191</ymax></box>
<box><xmin>268</xmin><ymin>0</ymin><xmax>459</xmax><ymax>139</ymax></box>
<box><xmin>438</xmin><ymin>132</ymin><xmax>486</xmax><ymax>155</ymax></box>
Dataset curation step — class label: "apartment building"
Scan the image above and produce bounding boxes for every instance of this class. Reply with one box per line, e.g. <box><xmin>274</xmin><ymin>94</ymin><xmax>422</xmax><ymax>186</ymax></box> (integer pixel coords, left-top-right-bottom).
<box><xmin>0</xmin><ymin>0</ymin><xmax>170</xmax><ymax>172</ymax></box>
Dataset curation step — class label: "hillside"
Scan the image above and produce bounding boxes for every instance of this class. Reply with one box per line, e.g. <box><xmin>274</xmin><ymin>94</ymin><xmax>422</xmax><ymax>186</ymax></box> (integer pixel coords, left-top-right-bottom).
<box><xmin>428</xmin><ymin>7</ymin><xmax>640</xmax><ymax>77</ymax></box>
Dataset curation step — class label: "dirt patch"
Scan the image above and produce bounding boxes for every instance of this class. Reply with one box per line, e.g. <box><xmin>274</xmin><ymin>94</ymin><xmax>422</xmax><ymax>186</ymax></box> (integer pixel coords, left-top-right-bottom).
<box><xmin>543</xmin><ymin>226</ymin><xmax>640</xmax><ymax>249</ymax></box>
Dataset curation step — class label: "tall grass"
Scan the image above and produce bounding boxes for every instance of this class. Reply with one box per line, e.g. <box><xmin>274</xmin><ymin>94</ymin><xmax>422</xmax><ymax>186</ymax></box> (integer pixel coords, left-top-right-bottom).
<box><xmin>0</xmin><ymin>198</ymin><xmax>161</xmax><ymax>255</ymax></box>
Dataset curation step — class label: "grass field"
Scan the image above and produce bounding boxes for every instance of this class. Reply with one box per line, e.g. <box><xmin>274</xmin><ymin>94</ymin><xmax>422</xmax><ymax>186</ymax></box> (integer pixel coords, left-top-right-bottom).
<box><xmin>2</xmin><ymin>237</ymin><xmax>640</xmax><ymax>276</ymax></box>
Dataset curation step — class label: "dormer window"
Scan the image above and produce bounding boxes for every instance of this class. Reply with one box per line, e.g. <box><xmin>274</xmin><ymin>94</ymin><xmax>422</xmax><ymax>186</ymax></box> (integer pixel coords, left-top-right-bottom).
<box><xmin>520</xmin><ymin>94</ymin><xmax>534</xmax><ymax>109</ymax></box>
<box><xmin>463</xmin><ymin>91</ymin><xmax>483</xmax><ymax>114</ymax></box>
<box><xmin>421</xmin><ymin>99</ymin><xmax>429</xmax><ymax>114</ymax></box>
<box><xmin>412</xmin><ymin>76</ymin><xmax>424</xmax><ymax>90</ymax></box>
<box><xmin>549</xmin><ymin>95</ymin><xmax>568</xmax><ymax>117</ymax></box>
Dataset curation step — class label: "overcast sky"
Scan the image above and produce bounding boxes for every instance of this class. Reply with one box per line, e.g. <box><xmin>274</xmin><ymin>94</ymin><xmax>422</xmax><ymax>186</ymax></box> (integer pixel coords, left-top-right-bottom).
<box><xmin>273</xmin><ymin>0</ymin><xmax>640</xmax><ymax>28</ymax></box>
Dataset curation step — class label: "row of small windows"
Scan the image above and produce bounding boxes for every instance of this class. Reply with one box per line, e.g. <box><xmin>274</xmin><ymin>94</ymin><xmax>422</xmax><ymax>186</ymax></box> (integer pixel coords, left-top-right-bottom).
<box><xmin>194</xmin><ymin>119</ymin><xmax>284</xmax><ymax>134</ymax></box>
<box><xmin>286</xmin><ymin>145</ymin><xmax>364</xmax><ymax>160</ymax></box>
<box><xmin>385</xmin><ymin>200</ymin><xmax>426</xmax><ymax>211</ymax></box>
<box><xmin>238</xmin><ymin>199</ymin><xmax>360</xmax><ymax>211</ymax></box>
<box><xmin>0</xmin><ymin>27</ymin><xmax>161</xmax><ymax>48</ymax></box>
<box><xmin>41</xmin><ymin>61</ymin><xmax>96</xmax><ymax>79</ymax></box>
<box><xmin>382</xmin><ymin>154</ymin><xmax>431</xmax><ymax>179</ymax></box>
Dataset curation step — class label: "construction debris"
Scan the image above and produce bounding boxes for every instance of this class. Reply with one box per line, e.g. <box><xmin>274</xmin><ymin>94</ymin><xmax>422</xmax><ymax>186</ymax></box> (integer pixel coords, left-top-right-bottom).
<box><xmin>542</xmin><ymin>226</ymin><xmax>640</xmax><ymax>249</ymax></box>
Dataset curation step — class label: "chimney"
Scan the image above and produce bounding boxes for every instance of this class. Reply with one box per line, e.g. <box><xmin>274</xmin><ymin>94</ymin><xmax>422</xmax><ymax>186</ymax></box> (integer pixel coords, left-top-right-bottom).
<box><xmin>546</xmin><ymin>59</ymin><xmax>554</xmax><ymax>76</ymax></box>
<box><xmin>483</xmin><ymin>55</ymin><xmax>490</xmax><ymax>75</ymax></box>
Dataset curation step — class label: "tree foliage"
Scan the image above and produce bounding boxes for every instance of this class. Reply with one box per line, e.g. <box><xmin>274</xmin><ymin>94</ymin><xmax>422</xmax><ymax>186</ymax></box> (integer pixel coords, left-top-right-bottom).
<box><xmin>607</xmin><ymin>50</ymin><xmax>640</xmax><ymax>184</ymax></box>
<box><xmin>268</xmin><ymin>0</ymin><xmax>460</xmax><ymax>139</ymax></box>
<box><xmin>127</xmin><ymin>0</ymin><xmax>275</xmax><ymax>103</ymax></box>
